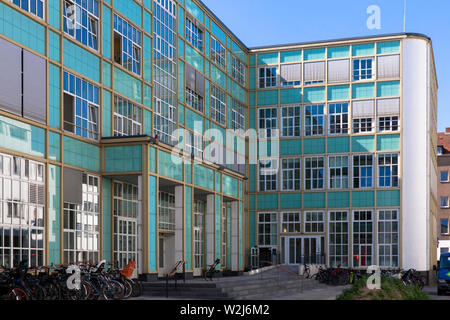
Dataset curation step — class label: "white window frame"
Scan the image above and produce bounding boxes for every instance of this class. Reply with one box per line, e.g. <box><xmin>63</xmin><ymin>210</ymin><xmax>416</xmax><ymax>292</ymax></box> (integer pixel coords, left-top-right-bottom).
<box><xmin>304</xmin><ymin>104</ymin><xmax>325</xmax><ymax>136</ymax></box>
<box><xmin>378</xmin><ymin>116</ymin><xmax>399</xmax><ymax>132</ymax></box>
<box><xmin>441</xmin><ymin>196</ymin><xmax>449</xmax><ymax>209</ymax></box>
<box><xmin>258</xmin><ymin>107</ymin><xmax>278</xmax><ymax>139</ymax></box>
<box><xmin>258</xmin><ymin>212</ymin><xmax>278</xmax><ymax>246</ymax></box>
<box><xmin>211</xmin><ymin>84</ymin><xmax>226</xmax><ymax>125</ymax></box>
<box><xmin>259</xmin><ymin>67</ymin><xmax>277</xmax><ymax>89</ymax></box>
<box><xmin>281</xmin><ymin>158</ymin><xmax>301</xmax><ymax>191</ymax></box>
<box><xmin>158</xmin><ymin>191</ymin><xmax>175</xmax><ymax>231</ymax></box>
<box><xmin>114</xmin><ymin>95</ymin><xmax>142</xmax><ymax>137</ymax></box>
<box><xmin>352</xmin><ymin>210</ymin><xmax>374</xmax><ymax>268</ymax></box>
<box><xmin>353</xmin><ymin>155</ymin><xmax>373</xmax><ymax>189</ymax></box>
<box><xmin>280</xmin><ymin>212</ymin><xmax>301</xmax><ymax>233</ymax></box>
<box><xmin>378</xmin><ymin>154</ymin><xmax>399</xmax><ymax>188</ymax></box>
<box><xmin>211</xmin><ymin>36</ymin><xmax>226</xmax><ymax>69</ymax></box>
<box><xmin>441</xmin><ymin>218</ymin><xmax>449</xmax><ymax>235</ymax></box>
<box><xmin>258</xmin><ymin>159</ymin><xmax>278</xmax><ymax>192</ymax></box>
<box><xmin>186</xmin><ymin>17</ymin><xmax>203</xmax><ymax>51</ymax></box>
<box><xmin>304</xmin><ymin>157</ymin><xmax>325</xmax><ymax>190</ymax></box>
<box><xmin>353</xmin><ymin>57</ymin><xmax>374</xmax><ymax>81</ymax></box>
<box><xmin>281</xmin><ymin>106</ymin><xmax>301</xmax><ymax>137</ymax></box>
<box><xmin>11</xmin><ymin>0</ymin><xmax>45</xmax><ymax>19</ymax></box>
<box><xmin>231</xmin><ymin>99</ymin><xmax>245</xmax><ymax>131</ymax></box>
<box><xmin>377</xmin><ymin>209</ymin><xmax>399</xmax><ymax>268</ymax></box>
<box><xmin>441</xmin><ymin>171</ymin><xmax>449</xmax><ymax>183</ymax></box>
<box><xmin>328</xmin><ymin>103</ymin><xmax>349</xmax><ymax>135</ymax></box>
<box><xmin>304</xmin><ymin>211</ymin><xmax>325</xmax><ymax>233</ymax></box>
<box><xmin>328</xmin><ymin>156</ymin><xmax>349</xmax><ymax>189</ymax></box>
<box><xmin>328</xmin><ymin>211</ymin><xmax>349</xmax><ymax>268</ymax></box>
<box><xmin>353</xmin><ymin>117</ymin><xmax>374</xmax><ymax>134</ymax></box>
<box><xmin>232</xmin><ymin>56</ymin><xmax>246</xmax><ymax>85</ymax></box>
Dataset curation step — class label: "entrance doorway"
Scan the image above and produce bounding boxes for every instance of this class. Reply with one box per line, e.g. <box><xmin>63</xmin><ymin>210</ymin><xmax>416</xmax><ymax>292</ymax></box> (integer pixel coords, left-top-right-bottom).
<box><xmin>193</xmin><ymin>200</ymin><xmax>205</xmax><ymax>277</ymax></box>
<box><xmin>282</xmin><ymin>236</ymin><xmax>325</xmax><ymax>265</ymax></box>
<box><xmin>158</xmin><ymin>233</ymin><xmax>175</xmax><ymax>277</ymax></box>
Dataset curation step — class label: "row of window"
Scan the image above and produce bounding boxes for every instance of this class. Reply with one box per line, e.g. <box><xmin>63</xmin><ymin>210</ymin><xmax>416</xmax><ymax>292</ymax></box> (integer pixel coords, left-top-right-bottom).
<box><xmin>258</xmin><ymin>55</ymin><xmax>400</xmax><ymax>89</ymax></box>
<box><xmin>258</xmin><ymin>154</ymin><xmax>399</xmax><ymax>191</ymax></box>
<box><xmin>258</xmin><ymin>209</ymin><xmax>399</xmax><ymax>268</ymax></box>
<box><xmin>258</xmin><ymin>100</ymin><xmax>400</xmax><ymax>138</ymax></box>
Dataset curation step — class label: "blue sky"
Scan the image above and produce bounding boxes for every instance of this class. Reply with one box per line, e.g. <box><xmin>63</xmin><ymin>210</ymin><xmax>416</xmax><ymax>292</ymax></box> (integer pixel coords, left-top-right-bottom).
<box><xmin>202</xmin><ymin>0</ymin><xmax>450</xmax><ymax>132</ymax></box>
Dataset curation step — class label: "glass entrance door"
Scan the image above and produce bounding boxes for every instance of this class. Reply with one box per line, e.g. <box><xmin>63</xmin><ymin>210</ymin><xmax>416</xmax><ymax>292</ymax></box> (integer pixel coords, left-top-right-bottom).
<box><xmin>193</xmin><ymin>200</ymin><xmax>205</xmax><ymax>276</ymax></box>
<box><xmin>283</xmin><ymin>236</ymin><xmax>324</xmax><ymax>265</ymax></box>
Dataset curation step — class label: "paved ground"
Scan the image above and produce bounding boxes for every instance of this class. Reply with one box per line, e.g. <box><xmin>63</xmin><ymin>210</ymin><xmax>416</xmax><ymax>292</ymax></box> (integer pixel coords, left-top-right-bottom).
<box><xmin>424</xmin><ymin>286</ymin><xmax>450</xmax><ymax>300</ymax></box>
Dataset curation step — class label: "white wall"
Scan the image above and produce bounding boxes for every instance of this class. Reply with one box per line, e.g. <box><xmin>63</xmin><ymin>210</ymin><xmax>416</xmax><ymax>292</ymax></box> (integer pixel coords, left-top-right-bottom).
<box><xmin>401</xmin><ymin>38</ymin><xmax>430</xmax><ymax>271</ymax></box>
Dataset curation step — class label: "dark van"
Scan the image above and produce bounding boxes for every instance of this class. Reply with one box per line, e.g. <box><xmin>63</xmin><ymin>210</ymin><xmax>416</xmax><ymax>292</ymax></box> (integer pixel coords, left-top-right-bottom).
<box><xmin>437</xmin><ymin>253</ymin><xmax>450</xmax><ymax>296</ymax></box>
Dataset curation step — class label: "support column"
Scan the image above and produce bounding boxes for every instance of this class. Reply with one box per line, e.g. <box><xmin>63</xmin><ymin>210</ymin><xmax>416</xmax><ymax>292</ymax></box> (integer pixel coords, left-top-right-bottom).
<box><xmin>231</xmin><ymin>201</ymin><xmax>239</xmax><ymax>271</ymax></box>
<box><xmin>206</xmin><ymin>194</ymin><xmax>215</xmax><ymax>266</ymax></box>
<box><xmin>137</xmin><ymin>175</ymin><xmax>143</xmax><ymax>275</ymax></box>
<box><xmin>175</xmin><ymin>185</ymin><xmax>184</xmax><ymax>263</ymax></box>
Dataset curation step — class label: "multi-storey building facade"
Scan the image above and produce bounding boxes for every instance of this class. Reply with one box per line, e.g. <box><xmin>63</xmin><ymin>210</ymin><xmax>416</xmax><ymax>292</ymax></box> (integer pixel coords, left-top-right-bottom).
<box><xmin>0</xmin><ymin>0</ymin><xmax>438</xmax><ymax>279</ymax></box>
<box><xmin>437</xmin><ymin>130</ymin><xmax>450</xmax><ymax>259</ymax></box>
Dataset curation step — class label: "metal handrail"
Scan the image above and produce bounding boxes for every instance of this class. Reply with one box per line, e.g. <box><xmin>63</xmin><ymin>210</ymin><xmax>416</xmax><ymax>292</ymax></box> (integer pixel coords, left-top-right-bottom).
<box><xmin>259</xmin><ymin>260</ymin><xmax>305</xmax><ymax>294</ymax></box>
<box><xmin>165</xmin><ymin>260</ymin><xmax>186</xmax><ymax>298</ymax></box>
<box><xmin>259</xmin><ymin>261</ymin><xmax>303</xmax><ymax>278</ymax></box>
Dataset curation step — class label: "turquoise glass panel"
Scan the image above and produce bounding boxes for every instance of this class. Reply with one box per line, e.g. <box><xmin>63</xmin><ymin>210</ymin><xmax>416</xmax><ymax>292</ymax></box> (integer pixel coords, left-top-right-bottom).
<box><xmin>102</xmin><ymin>90</ymin><xmax>112</xmax><ymax>137</ymax></box>
<box><xmin>304</xmin><ymin>138</ymin><xmax>326</xmax><ymax>154</ymax></box>
<box><xmin>114</xmin><ymin>0</ymin><xmax>142</xmax><ymax>26</ymax></box>
<box><xmin>102</xmin><ymin>178</ymin><xmax>112</xmax><ymax>262</ymax></box>
<box><xmin>249</xmin><ymin>212</ymin><xmax>256</xmax><ymax>248</ymax></box>
<box><xmin>149</xmin><ymin>175</ymin><xmax>157</xmax><ymax>271</ymax></box>
<box><xmin>280</xmin><ymin>140</ymin><xmax>302</xmax><ymax>155</ymax></box>
<box><xmin>280</xmin><ymin>194</ymin><xmax>301</xmax><ymax>209</ymax></box>
<box><xmin>215</xmin><ymin>172</ymin><xmax>221</xmax><ymax>192</ymax></box>
<box><xmin>280</xmin><ymin>88</ymin><xmax>302</xmax><ymax>104</ymax></box>
<box><xmin>257</xmin><ymin>90</ymin><xmax>278</xmax><ymax>106</ymax></box>
<box><xmin>49</xmin><ymin>30</ymin><xmax>60</xmax><ymax>62</ymax></box>
<box><xmin>377</xmin><ymin>190</ymin><xmax>400</xmax><ymax>207</ymax></box>
<box><xmin>144</xmin><ymin>109</ymin><xmax>152</xmax><ymax>135</ymax></box>
<box><xmin>352</xmin><ymin>136</ymin><xmax>375</xmax><ymax>152</ymax></box>
<box><xmin>158</xmin><ymin>150</ymin><xmax>183</xmax><ymax>180</ymax></box>
<box><xmin>144</xmin><ymin>35</ymin><xmax>152</xmax><ymax>83</ymax></box>
<box><xmin>185</xmin><ymin>109</ymin><xmax>203</xmax><ymax>134</ymax></box>
<box><xmin>178</xmin><ymin>38</ymin><xmax>185</xmax><ymax>58</ymax></box>
<box><xmin>258</xmin><ymin>194</ymin><xmax>278</xmax><ymax>210</ymax></box>
<box><xmin>211</xmin><ymin>64</ymin><xmax>226</xmax><ymax>89</ymax></box>
<box><xmin>144</xmin><ymin>85</ymin><xmax>152</xmax><ymax>108</ymax></box>
<box><xmin>377</xmin><ymin>134</ymin><xmax>400</xmax><ymax>151</ymax></box>
<box><xmin>303</xmin><ymin>193</ymin><xmax>326</xmax><ymax>209</ymax></box>
<box><xmin>48</xmin><ymin>0</ymin><xmax>60</xmax><ymax>29</ymax></box>
<box><xmin>178</xmin><ymin>6</ymin><xmax>185</xmax><ymax>36</ymax></box>
<box><xmin>328</xmin><ymin>137</ymin><xmax>350</xmax><ymax>153</ymax></box>
<box><xmin>249</xmin><ymin>68</ymin><xmax>256</xmax><ymax>90</ymax></box>
<box><xmin>64</xmin><ymin>39</ymin><xmax>100</xmax><ymax>83</ymax></box>
<box><xmin>249</xmin><ymin>164</ymin><xmax>255</xmax><ymax>193</ymax></box>
<box><xmin>304</xmin><ymin>48</ymin><xmax>325</xmax><ymax>60</ymax></box>
<box><xmin>377</xmin><ymin>41</ymin><xmax>400</xmax><ymax>54</ymax></box>
<box><xmin>249</xmin><ymin>92</ymin><xmax>256</xmax><ymax>106</ymax></box>
<box><xmin>377</xmin><ymin>81</ymin><xmax>400</xmax><ymax>97</ymax></box>
<box><xmin>102</xmin><ymin>61</ymin><xmax>112</xmax><ymax>88</ymax></box>
<box><xmin>258</xmin><ymin>52</ymin><xmax>278</xmax><ymax>65</ymax></box>
<box><xmin>232</xmin><ymin>41</ymin><xmax>246</xmax><ymax>62</ymax></box>
<box><xmin>105</xmin><ymin>146</ymin><xmax>142</xmax><ymax>172</ymax></box>
<box><xmin>249</xmin><ymin>55</ymin><xmax>256</xmax><ymax>66</ymax></box>
<box><xmin>194</xmin><ymin>164</ymin><xmax>214</xmax><ymax>190</ymax></box>
<box><xmin>49</xmin><ymin>64</ymin><xmax>61</xmax><ymax>129</ymax></box>
<box><xmin>102</xmin><ymin>5</ymin><xmax>111</xmax><ymax>59</ymax></box>
<box><xmin>222</xmin><ymin>175</ymin><xmax>238</xmax><ymax>197</ymax></box>
<box><xmin>352</xmin><ymin>83</ymin><xmax>375</xmax><ymax>99</ymax></box>
<box><xmin>185</xmin><ymin>186</ymin><xmax>192</xmax><ymax>270</ymax></box>
<box><xmin>304</xmin><ymin>87</ymin><xmax>326</xmax><ymax>102</ymax></box>
<box><xmin>0</xmin><ymin>115</ymin><xmax>45</xmax><ymax>157</ymax></box>
<box><xmin>49</xmin><ymin>132</ymin><xmax>61</xmax><ymax>162</ymax></box>
<box><xmin>178</xmin><ymin>60</ymin><xmax>185</xmax><ymax>102</ymax></box>
<box><xmin>352</xmin><ymin>43</ymin><xmax>375</xmax><ymax>56</ymax></box>
<box><xmin>63</xmin><ymin>136</ymin><xmax>100</xmax><ymax>171</ymax></box>
<box><xmin>48</xmin><ymin>165</ymin><xmax>61</xmax><ymax>265</ymax></box>
<box><xmin>328</xmin><ymin>85</ymin><xmax>350</xmax><ymax>101</ymax></box>
<box><xmin>149</xmin><ymin>147</ymin><xmax>156</xmax><ymax>173</ymax></box>
<box><xmin>328</xmin><ymin>192</ymin><xmax>350</xmax><ymax>208</ymax></box>
<box><xmin>186</xmin><ymin>45</ymin><xmax>204</xmax><ymax>73</ymax></box>
<box><xmin>211</xmin><ymin>21</ymin><xmax>226</xmax><ymax>44</ymax></box>
<box><xmin>144</xmin><ymin>10</ymin><xmax>152</xmax><ymax>34</ymax></box>
<box><xmin>232</xmin><ymin>82</ymin><xmax>246</xmax><ymax>104</ymax></box>
<box><xmin>185</xmin><ymin>162</ymin><xmax>192</xmax><ymax>183</ymax></box>
<box><xmin>186</xmin><ymin>0</ymin><xmax>204</xmax><ymax>23</ymax></box>
<box><xmin>0</xmin><ymin>2</ymin><xmax>45</xmax><ymax>54</ymax></box>
<box><xmin>328</xmin><ymin>46</ymin><xmax>350</xmax><ymax>59</ymax></box>
<box><xmin>205</xmin><ymin>80</ymin><xmax>210</xmax><ymax>116</ymax></box>
<box><xmin>280</xmin><ymin>50</ymin><xmax>302</xmax><ymax>63</ymax></box>
<box><xmin>114</xmin><ymin>68</ymin><xmax>142</xmax><ymax>103</ymax></box>
<box><xmin>352</xmin><ymin>191</ymin><xmax>375</xmax><ymax>207</ymax></box>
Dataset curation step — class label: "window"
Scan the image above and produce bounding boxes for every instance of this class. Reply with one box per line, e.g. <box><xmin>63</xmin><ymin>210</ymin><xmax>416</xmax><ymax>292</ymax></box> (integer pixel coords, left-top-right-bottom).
<box><xmin>378</xmin><ymin>210</ymin><xmax>399</xmax><ymax>267</ymax></box>
<box><xmin>378</xmin><ymin>116</ymin><xmax>399</xmax><ymax>132</ymax></box>
<box><xmin>304</xmin><ymin>212</ymin><xmax>325</xmax><ymax>233</ymax></box>
<box><xmin>304</xmin><ymin>61</ymin><xmax>325</xmax><ymax>85</ymax></box>
<box><xmin>232</xmin><ymin>57</ymin><xmax>245</xmax><ymax>85</ymax></box>
<box><xmin>63</xmin><ymin>71</ymin><xmax>99</xmax><ymax>140</ymax></box>
<box><xmin>353</xmin><ymin>211</ymin><xmax>373</xmax><ymax>267</ymax></box>
<box><xmin>438</xmin><ymin>146</ymin><xmax>444</xmax><ymax>155</ymax></box>
<box><xmin>329</xmin><ymin>103</ymin><xmax>349</xmax><ymax>135</ymax></box>
<box><xmin>378</xmin><ymin>154</ymin><xmax>399</xmax><ymax>188</ymax></box>
<box><xmin>305</xmin><ymin>157</ymin><xmax>325</xmax><ymax>190</ymax></box>
<box><xmin>353</xmin><ymin>58</ymin><xmax>373</xmax><ymax>81</ymax></box>
<box><xmin>258</xmin><ymin>213</ymin><xmax>278</xmax><ymax>246</ymax></box>
<box><xmin>328</xmin><ymin>59</ymin><xmax>350</xmax><ymax>83</ymax></box>
<box><xmin>281</xmin><ymin>106</ymin><xmax>301</xmax><ymax>137</ymax></box>
<box><xmin>281</xmin><ymin>212</ymin><xmax>301</xmax><ymax>233</ymax></box>
<box><xmin>281</xmin><ymin>158</ymin><xmax>301</xmax><ymax>191</ymax></box>
<box><xmin>441</xmin><ymin>171</ymin><xmax>449</xmax><ymax>183</ymax></box>
<box><xmin>113</xmin><ymin>14</ymin><xmax>142</xmax><ymax>75</ymax></box>
<box><xmin>258</xmin><ymin>108</ymin><xmax>278</xmax><ymax>139</ymax></box>
<box><xmin>259</xmin><ymin>67</ymin><xmax>277</xmax><ymax>88</ymax></box>
<box><xmin>280</xmin><ymin>63</ymin><xmax>301</xmax><ymax>86</ymax></box>
<box><xmin>377</xmin><ymin>55</ymin><xmax>400</xmax><ymax>79</ymax></box>
<box><xmin>211</xmin><ymin>37</ymin><xmax>225</xmax><ymax>69</ymax></box>
<box><xmin>153</xmin><ymin>0</ymin><xmax>177</xmax><ymax>146</ymax></box>
<box><xmin>11</xmin><ymin>0</ymin><xmax>45</xmax><ymax>19</ymax></box>
<box><xmin>353</xmin><ymin>118</ymin><xmax>373</xmax><ymax>134</ymax></box>
<box><xmin>186</xmin><ymin>87</ymin><xmax>203</xmax><ymax>112</ymax></box>
<box><xmin>186</xmin><ymin>18</ymin><xmax>203</xmax><ymax>51</ymax></box>
<box><xmin>185</xmin><ymin>131</ymin><xmax>203</xmax><ymax>159</ymax></box>
<box><xmin>353</xmin><ymin>155</ymin><xmax>373</xmax><ymax>188</ymax></box>
<box><xmin>259</xmin><ymin>159</ymin><xmax>278</xmax><ymax>192</ymax></box>
<box><xmin>441</xmin><ymin>219</ymin><xmax>449</xmax><ymax>235</ymax></box>
<box><xmin>441</xmin><ymin>197</ymin><xmax>449</xmax><ymax>208</ymax></box>
<box><xmin>304</xmin><ymin>105</ymin><xmax>324</xmax><ymax>136</ymax></box>
<box><xmin>63</xmin><ymin>0</ymin><xmax>99</xmax><ymax>50</ymax></box>
<box><xmin>329</xmin><ymin>211</ymin><xmax>349</xmax><ymax>267</ymax></box>
<box><xmin>114</xmin><ymin>96</ymin><xmax>142</xmax><ymax>136</ymax></box>
<box><xmin>329</xmin><ymin>156</ymin><xmax>349</xmax><ymax>189</ymax></box>
<box><xmin>194</xmin><ymin>200</ymin><xmax>205</xmax><ymax>270</ymax></box>
<box><xmin>158</xmin><ymin>192</ymin><xmax>175</xmax><ymax>231</ymax></box>
<box><xmin>113</xmin><ymin>181</ymin><xmax>138</xmax><ymax>269</ymax></box>
<box><xmin>0</xmin><ymin>154</ymin><xmax>45</xmax><ymax>268</ymax></box>
<box><xmin>211</xmin><ymin>85</ymin><xmax>226</xmax><ymax>125</ymax></box>
<box><xmin>232</xmin><ymin>99</ymin><xmax>245</xmax><ymax>131</ymax></box>
<box><xmin>63</xmin><ymin>173</ymin><xmax>100</xmax><ymax>264</ymax></box>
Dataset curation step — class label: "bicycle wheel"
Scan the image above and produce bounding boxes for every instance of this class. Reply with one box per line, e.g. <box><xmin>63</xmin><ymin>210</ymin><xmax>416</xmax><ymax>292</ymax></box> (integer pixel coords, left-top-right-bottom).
<box><xmin>7</xmin><ymin>287</ymin><xmax>29</xmax><ymax>300</ymax></box>
<box><xmin>102</xmin><ymin>281</ymin><xmax>124</xmax><ymax>300</ymax></box>
<box><xmin>122</xmin><ymin>278</ymin><xmax>134</xmax><ymax>299</ymax></box>
<box><xmin>130</xmin><ymin>279</ymin><xmax>143</xmax><ymax>297</ymax></box>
